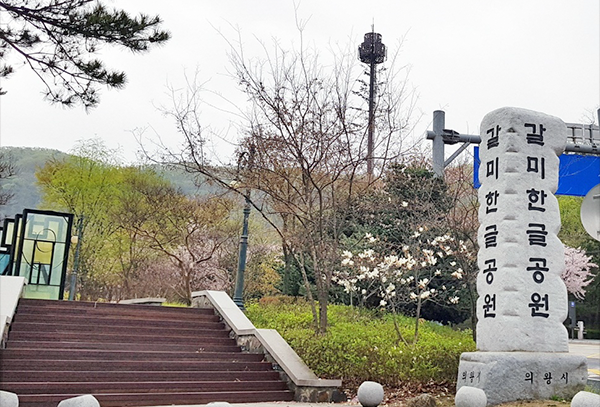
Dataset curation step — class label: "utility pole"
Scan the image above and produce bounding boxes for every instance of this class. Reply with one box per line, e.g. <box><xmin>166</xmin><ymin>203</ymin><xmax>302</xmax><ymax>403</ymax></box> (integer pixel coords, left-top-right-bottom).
<box><xmin>359</xmin><ymin>26</ymin><xmax>386</xmax><ymax>177</ymax></box>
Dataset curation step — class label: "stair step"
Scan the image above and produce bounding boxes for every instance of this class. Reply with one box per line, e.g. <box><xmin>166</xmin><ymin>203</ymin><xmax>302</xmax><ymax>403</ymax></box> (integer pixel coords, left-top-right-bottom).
<box><xmin>16</xmin><ymin>390</ymin><xmax>295</xmax><ymax>407</ymax></box>
<box><xmin>5</xmin><ymin>340</ymin><xmax>240</xmax><ymax>353</ymax></box>
<box><xmin>0</xmin><ymin>298</ymin><xmax>295</xmax><ymax>407</ymax></box>
<box><xmin>13</xmin><ymin>312</ymin><xmax>221</xmax><ymax>325</ymax></box>
<box><xmin>0</xmin><ymin>370</ymin><xmax>282</xmax><ymax>382</ymax></box>
<box><xmin>8</xmin><ymin>331</ymin><xmax>230</xmax><ymax>343</ymax></box>
<box><xmin>15</xmin><ymin>306</ymin><xmax>213</xmax><ymax>321</ymax></box>
<box><xmin>17</xmin><ymin>299</ymin><xmax>213</xmax><ymax>315</ymax></box>
<box><xmin>0</xmin><ymin>349</ymin><xmax>263</xmax><ymax>361</ymax></box>
<box><xmin>0</xmin><ymin>359</ymin><xmax>274</xmax><ymax>371</ymax></box>
<box><xmin>0</xmin><ymin>380</ymin><xmax>289</xmax><ymax>394</ymax></box>
<box><xmin>9</xmin><ymin>321</ymin><xmax>227</xmax><ymax>336</ymax></box>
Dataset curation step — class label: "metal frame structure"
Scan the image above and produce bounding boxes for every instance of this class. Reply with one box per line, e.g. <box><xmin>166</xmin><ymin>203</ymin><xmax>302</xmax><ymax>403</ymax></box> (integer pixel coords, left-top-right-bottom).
<box><xmin>1</xmin><ymin>208</ymin><xmax>74</xmax><ymax>300</ymax></box>
<box><xmin>427</xmin><ymin>109</ymin><xmax>600</xmax><ymax>178</ymax></box>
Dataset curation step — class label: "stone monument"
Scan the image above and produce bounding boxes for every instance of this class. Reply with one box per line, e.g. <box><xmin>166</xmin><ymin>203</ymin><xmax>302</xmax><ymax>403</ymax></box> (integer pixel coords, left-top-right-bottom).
<box><xmin>456</xmin><ymin>107</ymin><xmax>588</xmax><ymax>405</ymax></box>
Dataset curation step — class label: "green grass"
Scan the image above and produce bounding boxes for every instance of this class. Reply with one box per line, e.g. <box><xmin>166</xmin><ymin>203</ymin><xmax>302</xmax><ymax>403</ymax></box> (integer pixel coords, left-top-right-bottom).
<box><xmin>245</xmin><ymin>298</ymin><xmax>475</xmax><ymax>385</ymax></box>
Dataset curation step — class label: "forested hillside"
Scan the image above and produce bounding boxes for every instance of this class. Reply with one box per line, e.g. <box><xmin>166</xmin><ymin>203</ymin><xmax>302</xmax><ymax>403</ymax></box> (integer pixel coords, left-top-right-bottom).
<box><xmin>0</xmin><ymin>147</ymin><xmax>67</xmax><ymax>219</ymax></box>
<box><xmin>0</xmin><ymin>146</ymin><xmax>216</xmax><ymax>219</ymax></box>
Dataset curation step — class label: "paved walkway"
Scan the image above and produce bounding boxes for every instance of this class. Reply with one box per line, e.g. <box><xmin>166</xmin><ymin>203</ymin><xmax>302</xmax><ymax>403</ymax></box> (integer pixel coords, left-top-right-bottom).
<box><xmin>569</xmin><ymin>339</ymin><xmax>600</xmax><ymax>380</ymax></box>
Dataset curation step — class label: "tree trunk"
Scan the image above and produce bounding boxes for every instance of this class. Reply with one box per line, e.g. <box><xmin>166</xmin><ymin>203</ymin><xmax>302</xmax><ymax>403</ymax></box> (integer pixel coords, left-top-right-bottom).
<box><xmin>296</xmin><ymin>252</ymin><xmax>319</xmax><ymax>331</ymax></box>
<box><xmin>318</xmin><ymin>289</ymin><xmax>328</xmax><ymax>335</ymax></box>
<box><xmin>414</xmin><ymin>296</ymin><xmax>422</xmax><ymax>343</ymax></box>
<box><xmin>468</xmin><ymin>281</ymin><xmax>478</xmax><ymax>342</ymax></box>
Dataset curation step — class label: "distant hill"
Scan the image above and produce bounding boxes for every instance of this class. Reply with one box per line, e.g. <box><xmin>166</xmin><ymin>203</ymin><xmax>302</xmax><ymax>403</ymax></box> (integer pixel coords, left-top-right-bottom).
<box><xmin>0</xmin><ymin>147</ymin><xmax>229</xmax><ymax>220</ymax></box>
<box><xmin>0</xmin><ymin>147</ymin><xmax>68</xmax><ymax>219</ymax></box>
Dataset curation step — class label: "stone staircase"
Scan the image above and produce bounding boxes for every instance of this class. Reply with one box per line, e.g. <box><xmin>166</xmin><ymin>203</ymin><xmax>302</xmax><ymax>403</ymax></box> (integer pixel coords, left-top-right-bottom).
<box><xmin>0</xmin><ymin>298</ymin><xmax>294</xmax><ymax>407</ymax></box>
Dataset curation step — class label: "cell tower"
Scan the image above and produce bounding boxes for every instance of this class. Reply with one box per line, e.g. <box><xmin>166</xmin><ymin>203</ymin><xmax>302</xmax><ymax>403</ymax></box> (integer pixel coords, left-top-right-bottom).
<box><xmin>358</xmin><ymin>26</ymin><xmax>386</xmax><ymax>177</ymax></box>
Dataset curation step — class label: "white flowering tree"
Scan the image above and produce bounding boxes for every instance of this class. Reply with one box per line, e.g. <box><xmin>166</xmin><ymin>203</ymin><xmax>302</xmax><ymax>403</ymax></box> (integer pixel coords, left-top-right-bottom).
<box><xmin>334</xmin><ymin>230</ymin><xmax>468</xmax><ymax>344</ymax></box>
<box><xmin>562</xmin><ymin>246</ymin><xmax>597</xmax><ymax>300</ymax></box>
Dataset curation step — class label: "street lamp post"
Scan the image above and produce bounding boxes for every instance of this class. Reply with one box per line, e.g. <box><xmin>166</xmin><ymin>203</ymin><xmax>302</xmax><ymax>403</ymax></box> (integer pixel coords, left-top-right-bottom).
<box><xmin>233</xmin><ymin>194</ymin><xmax>250</xmax><ymax>310</ymax></box>
<box><xmin>232</xmin><ymin>146</ymin><xmax>255</xmax><ymax>310</ymax></box>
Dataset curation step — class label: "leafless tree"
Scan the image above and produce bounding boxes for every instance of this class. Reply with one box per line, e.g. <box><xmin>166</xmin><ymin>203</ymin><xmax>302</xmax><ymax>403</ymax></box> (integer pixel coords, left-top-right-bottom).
<box><xmin>140</xmin><ymin>25</ymin><xmax>419</xmax><ymax>332</ymax></box>
<box><xmin>0</xmin><ymin>151</ymin><xmax>16</xmax><ymax>210</ymax></box>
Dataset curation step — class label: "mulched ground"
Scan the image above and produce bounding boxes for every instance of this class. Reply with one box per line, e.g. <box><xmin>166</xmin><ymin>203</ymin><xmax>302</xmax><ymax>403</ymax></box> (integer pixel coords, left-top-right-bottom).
<box><xmin>341</xmin><ymin>379</ymin><xmax>454</xmax><ymax>406</ymax></box>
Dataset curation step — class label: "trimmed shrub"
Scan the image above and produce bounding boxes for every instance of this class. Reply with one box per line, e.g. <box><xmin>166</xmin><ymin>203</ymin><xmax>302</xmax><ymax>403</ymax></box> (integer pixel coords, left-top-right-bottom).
<box><xmin>245</xmin><ymin>300</ymin><xmax>475</xmax><ymax>385</ymax></box>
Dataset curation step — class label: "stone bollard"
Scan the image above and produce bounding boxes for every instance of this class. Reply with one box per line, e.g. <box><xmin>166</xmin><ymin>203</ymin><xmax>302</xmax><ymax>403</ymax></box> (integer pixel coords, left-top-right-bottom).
<box><xmin>357</xmin><ymin>381</ymin><xmax>384</xmax><ymax>407</ymax></box>
<box><xmin>455</xmin><ymin>386</ymin><xmax>487</xmax><ymax>407</ymax></box>
<box><xmin>57</xmin><ymin>394</ymin><xmax>100</xmax><ymax>407</ymax></box>
<box><xmin>571</xmin><ymin>391</ymin><xmax>600</xmax><ymax>407</ymax></box>
<box><xmin>0</xmin><ymin>390</ymin><xmax>19</xmax><ymax>407</ymax></box>
<box><xmin>576</xmin><ymin>321</ymin><xmax>585</xmax><ymax>340</ymax></box>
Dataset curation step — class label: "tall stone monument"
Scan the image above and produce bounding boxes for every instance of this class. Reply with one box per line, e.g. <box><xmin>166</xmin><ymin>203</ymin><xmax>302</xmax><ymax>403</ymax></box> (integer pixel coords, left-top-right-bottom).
<box><xmin>456</xmin><ymin>107</ymin><xmax>588</xmax><ymax>405</ymax></box>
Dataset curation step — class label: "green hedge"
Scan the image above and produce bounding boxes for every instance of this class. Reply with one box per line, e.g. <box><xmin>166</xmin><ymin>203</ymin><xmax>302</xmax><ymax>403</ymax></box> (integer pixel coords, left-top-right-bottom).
<box><xmin>246</xmin><ymin>299</ymin><xmax>475</xmax><ymax>385</ymax></box>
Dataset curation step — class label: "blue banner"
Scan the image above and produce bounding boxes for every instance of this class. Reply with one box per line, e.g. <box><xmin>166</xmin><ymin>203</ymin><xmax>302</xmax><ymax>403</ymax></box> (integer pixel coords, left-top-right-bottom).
<box><xmin>473</xmin><ymin>146</ymin><xmax>600</xmax><ymax>197</ymax></box>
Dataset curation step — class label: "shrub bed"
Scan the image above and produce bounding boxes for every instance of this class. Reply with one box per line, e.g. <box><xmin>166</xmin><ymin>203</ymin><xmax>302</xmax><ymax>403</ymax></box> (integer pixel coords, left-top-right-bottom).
<box><xmin>245</xmin><ymin>298</ymin><xmax>475</xmax><ymax>386</ymax></box>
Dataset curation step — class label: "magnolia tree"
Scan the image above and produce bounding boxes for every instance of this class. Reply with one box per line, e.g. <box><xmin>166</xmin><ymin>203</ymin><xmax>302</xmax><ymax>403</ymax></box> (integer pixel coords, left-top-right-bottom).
<box><xmin>334</xmin><ymin>230</ymin><xmax>469</xmax><ymax>344</ymax></box>
<box><xmin>562</xmin><ymin>246</ymin><xmax>597</xmax><ymax>299</ymax></box>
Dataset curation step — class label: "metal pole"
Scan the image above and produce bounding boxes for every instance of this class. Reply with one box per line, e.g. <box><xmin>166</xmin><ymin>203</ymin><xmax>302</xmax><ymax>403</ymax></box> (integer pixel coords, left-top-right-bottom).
<box><xmin>68</xmin><ymin>216</ymin><xmax>83</xmax><ymax>301</ymax></box>
<box><xmin>367</xmin><ymin>58</ymin><xmax>376</xmax><ymax>177</ymax></box>
<box><xmin>233</xmin><ymin>194</ymin><xmax>250</xmax><ymax>310</ymax></box>
<box><xmin>432</xmin><ymin>110</ymin><xmax>445</xmax><ymax>178</ymax></box>
<box><xmin>232</xmin><ymin>146</ymin><xmax>254</xmax><ymax>310</ymax></box>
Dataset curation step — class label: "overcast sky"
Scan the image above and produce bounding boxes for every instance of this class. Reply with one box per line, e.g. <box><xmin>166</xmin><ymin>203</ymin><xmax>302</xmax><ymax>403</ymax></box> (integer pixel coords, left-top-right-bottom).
<box><xmin>0</xmin><ymin>0</ymin><xmax>598</xmax><ymax>164</ymax></box>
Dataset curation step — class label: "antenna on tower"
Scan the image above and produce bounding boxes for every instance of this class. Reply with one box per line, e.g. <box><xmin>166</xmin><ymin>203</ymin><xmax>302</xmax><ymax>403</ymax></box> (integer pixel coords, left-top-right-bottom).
<box><xmin>358</xmin><ymin>25</ymin><xmax>386</xmax><ymax>177</ymax></box>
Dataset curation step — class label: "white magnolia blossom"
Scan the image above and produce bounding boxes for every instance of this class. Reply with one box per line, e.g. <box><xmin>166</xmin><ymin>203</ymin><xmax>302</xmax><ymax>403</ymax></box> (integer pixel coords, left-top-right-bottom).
<box><xmin>334</xmin><ymin>230</ymin><xmax>472</xmax><ymax>310</ymax></box>
<box><xmin>358</xmin><ymin>249</ymin><xmax>375</xmax><ymax>260</ymax></box>
<box><xmin>401</xmin><ymin>201</ymin><xmax>408</xmax><ymax>207</ymax></box>
<box><xmin>341</xmin><ymin>258</ymin><xmax>354</xmax><ymax>266</ymax></box>
<box><xmin>451</xmin><ymin>268</ymin><xmax>463</xmax><ymax>279</ymax></box>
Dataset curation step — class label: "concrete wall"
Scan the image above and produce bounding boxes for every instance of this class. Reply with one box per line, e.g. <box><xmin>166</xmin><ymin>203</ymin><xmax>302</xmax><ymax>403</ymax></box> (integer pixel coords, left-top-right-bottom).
<box><xmin>0</xmin><ymin>276</ymin><xmax>26</xmax><ymax>347</ymax></box>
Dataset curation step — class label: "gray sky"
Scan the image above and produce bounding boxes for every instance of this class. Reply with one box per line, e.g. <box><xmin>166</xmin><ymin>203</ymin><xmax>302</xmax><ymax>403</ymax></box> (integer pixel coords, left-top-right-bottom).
<box><xmin>0</xmin><ymin>0</ymin><xmax>598</xmax><ymax>164</ymax></box>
